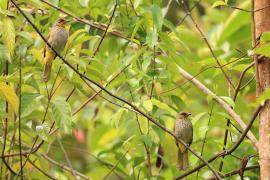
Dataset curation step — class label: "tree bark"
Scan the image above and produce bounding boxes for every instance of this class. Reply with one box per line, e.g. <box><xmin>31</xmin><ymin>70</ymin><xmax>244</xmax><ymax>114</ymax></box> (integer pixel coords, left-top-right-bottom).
<box><xmin>255</xmin><ymin>0</ymin><xmax>270</xmax><ymax>179</ymax></box>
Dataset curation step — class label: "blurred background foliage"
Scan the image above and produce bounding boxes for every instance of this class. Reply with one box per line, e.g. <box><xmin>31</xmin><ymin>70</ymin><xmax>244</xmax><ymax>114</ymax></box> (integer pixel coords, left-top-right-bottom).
<box><xmin>0</xmin><ymin>0</ymin><xmax>260</xmax><ymax>179</ymax></box>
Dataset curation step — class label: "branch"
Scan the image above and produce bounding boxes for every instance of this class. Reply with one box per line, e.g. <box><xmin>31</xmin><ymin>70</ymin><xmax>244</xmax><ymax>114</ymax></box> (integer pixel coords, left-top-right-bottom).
<box><xmin>177</xmin><ymin>64</ymin><xmax>258</xmax><ymax>148</ymax></box>
<box><xmin>233</xmin><ymin>62</ymin><xmax>255</xmax><ymax>101</ymax></box>
<box><xmin>102</xmin><ymin>150</ymin><xmax>128</xmax><ymax>180</ymax></box>
<box><xmin>207</xmin><ymin>165</ymin><xmax>259</xmax><ymax>179</ymax></box>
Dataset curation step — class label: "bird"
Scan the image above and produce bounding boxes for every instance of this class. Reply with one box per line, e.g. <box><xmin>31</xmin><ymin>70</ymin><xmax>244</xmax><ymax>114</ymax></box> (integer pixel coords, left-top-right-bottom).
<box><xmin>174</xmin><ymin>111</ymin><xmax>193</xmax><ymax>171</ymax></box>
<box><xmin>43</xmin><ymin>18</ymin><xmax>68</xmax><ymax>82</ymax></box>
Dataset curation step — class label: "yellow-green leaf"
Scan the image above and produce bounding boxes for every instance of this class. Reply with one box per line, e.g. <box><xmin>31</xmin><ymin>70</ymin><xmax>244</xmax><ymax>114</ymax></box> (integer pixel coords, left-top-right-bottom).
<box><xmin>2</xmin><ymin>17</ymin><xmax>15</xmax><ymax>56</ymax></box>
<box><xmin>0</xmin><ymin>83</ymin><xmax>19</xmax><ymax>114</ymax></box>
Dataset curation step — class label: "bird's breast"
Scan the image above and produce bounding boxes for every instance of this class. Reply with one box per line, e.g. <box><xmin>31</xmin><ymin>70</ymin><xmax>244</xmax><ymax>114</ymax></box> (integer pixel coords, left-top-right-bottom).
<box><xmin>48</xmin><ymin>27</ymin><xmax>68</xmax><ymax>53</ymax></box>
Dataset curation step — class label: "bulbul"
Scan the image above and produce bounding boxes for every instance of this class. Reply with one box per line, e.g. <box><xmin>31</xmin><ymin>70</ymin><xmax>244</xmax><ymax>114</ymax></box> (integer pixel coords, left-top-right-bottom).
<box><xmin>43</xmin><ymin>18</ymin><xmax>68</xmax><ymax>82</ymax></box>
<box><xmin>174</xmin><ymin>111</ymin><xmax>193</xmax><ymax>170</ymax></box>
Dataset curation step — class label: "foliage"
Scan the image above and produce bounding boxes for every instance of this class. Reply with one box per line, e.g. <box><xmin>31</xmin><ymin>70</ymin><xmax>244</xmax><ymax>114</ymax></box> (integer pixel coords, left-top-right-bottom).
<box><xmin>0</xmin><ymin>0</ymin><xmax>260</xmax><ymax>179</ymax></box>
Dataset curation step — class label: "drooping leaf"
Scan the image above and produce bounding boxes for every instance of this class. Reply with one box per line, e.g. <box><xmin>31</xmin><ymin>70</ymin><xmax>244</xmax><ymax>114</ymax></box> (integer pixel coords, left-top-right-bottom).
<box><xmin>111</xmin><ymin>109</ymin><xmax>126</xmax><ymax>128</ymax></box>
<box><xmin>51</xmin><ymin>98</ymin><xmax>72</xmax><ymax>134</ymax></box>
<box><xmin>151</xmin><ymin>4</ymin><xmax>163</xmax><ymax>31</ymax></box>
<box><xmin>255</xmin><ymin>43</ymin><xmax>270</xmax><ymax>58</ymax></box>
<box><xmin>0</xmin><ymin>83</ymin><xmax>19</xmax><ymax>114</ymax></box>
<box><xmin>212</xmin><ymin>0</ymin><xmax>227</xmax><ymax>8</ymax></box>
<box><xmin>143</xmin><ymin>100</ymin><xmax>153</xmax><ymax>112</ymax></box>
<box><xmin>151</xmin><ymin>99</ymin><xmax>177</xmax><ymax>115</ymax></box>
<box><xmin>0</xmin><ymin>44</ymin><xmax>11</xmax><ymax>62</ymax></box>
<box><xmin>220</xmin><ymin>96</ymin><xmax>235</xmax><ymax>108</ymax></box>
<box><xmin>79</xmin><ymin>0</ymin><xmax>89</xmax><ymax>7</ymax></box>
<box><xmin>2</xmin><ymin>17</ymin><xmax>15</xmax><ymax>56</ymax></box>
<box><xmin>21</xmin><ymin>93</ymin><xmax>39</xmax><ymax>117</ymax></box>
<box><xmin>36</xmin><ymin>123</ymin><xmax>50</xmax><ymax>141</ymax></box>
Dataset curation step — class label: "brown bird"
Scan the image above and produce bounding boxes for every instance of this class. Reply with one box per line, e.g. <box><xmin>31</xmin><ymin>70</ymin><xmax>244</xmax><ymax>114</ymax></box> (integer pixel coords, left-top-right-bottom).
<box><xmin>43</xmin><ymin>18</ymin><xmax>68</xmax><ymax>82</ymax></box>
<box><xmin>174</xmin><ymin>111</ymin><xmax>193</xmax><ymax>170</ymax></box>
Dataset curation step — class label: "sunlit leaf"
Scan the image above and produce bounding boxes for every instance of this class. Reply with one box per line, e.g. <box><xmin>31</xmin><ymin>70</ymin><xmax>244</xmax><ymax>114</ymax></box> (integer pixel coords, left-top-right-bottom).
<box><xmin>0</xmin><ymin>82</ymin><xmax>19</xmax><ymax>114</ymax></box>
<box><xmin>36</xmin><ymin>123</ymin><xmax>50</xmax><ymax>141</ymax></box>
<box><xmin>151</xmin><ymin>4</ymin><xmax>163</xmax><ymax>31</ymax></box>
<box><xmin>51</xmin><ymin>98</ymin><xmax>72</xmax><ymax>134</ymax></box>
<box><xmin>2</xmin><ymin>17</ymin><xmax>15</xmax><ymax>56</ymax></box>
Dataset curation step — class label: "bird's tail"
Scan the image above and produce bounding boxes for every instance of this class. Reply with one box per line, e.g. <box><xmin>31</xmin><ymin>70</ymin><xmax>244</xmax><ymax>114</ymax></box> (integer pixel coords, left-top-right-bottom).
<box><xmin>155</xmin><ymin>144</ymin><xmax>164</xmax><ymax>168</ymax></box>
<box><xmin>43</xmin><ymin>63</ymin><xmax>52</xmax><ymax>82</ymax></box>
<box><xmin>177</xmin><ymin>149</ymin><xmax>189</xmax><ymax>171</ymax></box>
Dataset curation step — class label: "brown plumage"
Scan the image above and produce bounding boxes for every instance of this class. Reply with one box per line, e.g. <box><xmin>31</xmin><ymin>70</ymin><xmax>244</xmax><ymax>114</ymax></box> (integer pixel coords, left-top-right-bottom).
<box><xmin>43</xmin><ymin>18</ymin><xmax>68</xmax><ymax>82</ymax></box>
<box><xmin>174</xmin><ymin>111</ymin><xmax>193</xmax><ymax>170</ymax></box>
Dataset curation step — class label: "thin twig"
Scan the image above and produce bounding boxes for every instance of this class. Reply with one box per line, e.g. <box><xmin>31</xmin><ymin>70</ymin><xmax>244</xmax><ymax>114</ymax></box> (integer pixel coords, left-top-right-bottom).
<box><xmin>207</xmin><ymin>165</ymin><xmax>259</xmax><ymax>179</ymax></box>
<box><xmin>196</xmin><ymin>105</ymin><xmax>214</xmax><ymax>179</ymax></box>
<box><xmin>18</xmin><ymin>48</ymin><xmax>23</xmax><ymax>176</ymax></box>
<box><xmin>27</xmin><ymin>159</ymin><xmax>57</xmax><ymax>180</ymax></box>
<box><xmin>102</xmin><ymin>150</ymin><xmax>128</xmax><ymax>180</ymax></box>
<box><xmin>233</xmin><ymin>62</ymin><xmax>255</xmax><ymax>100</ymax></box>
<box><xmin>57</xmin><ymin>138</ymin><xmax>78</xmax><ymax>180</ymax></box>
<box><xmin>228</xmin><ymin>4</ymin><xmax>270</xmax><ymax>12</ymax></box>
<box><xmin>72</xmin><ymin>63</ymin><xmax>131</xmax><ymax>116</ymax></box>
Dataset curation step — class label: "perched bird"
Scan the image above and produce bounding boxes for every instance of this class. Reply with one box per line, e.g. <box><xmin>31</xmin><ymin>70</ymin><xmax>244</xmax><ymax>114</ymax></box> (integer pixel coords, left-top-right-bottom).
<box><xmin>43</xmin><ymin>18</ymin><xmax>68</xmax><ymax>82</ymax></box>
<box><xmin>174</xmin><ymin>111</ymin><xmax>193</xmax><ymax>171</ymax></box>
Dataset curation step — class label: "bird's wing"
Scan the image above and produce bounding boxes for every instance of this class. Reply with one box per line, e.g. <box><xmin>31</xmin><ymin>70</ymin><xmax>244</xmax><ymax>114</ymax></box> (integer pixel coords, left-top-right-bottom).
<box><xmin>43</xmin><ymin>31</ymin><xmax>51</xmax><ymax>60</ymax></box>
<box><xmin>189</xmin><ymin>123</ymin><xmax>193</xmax><ymax>146</ymax></box>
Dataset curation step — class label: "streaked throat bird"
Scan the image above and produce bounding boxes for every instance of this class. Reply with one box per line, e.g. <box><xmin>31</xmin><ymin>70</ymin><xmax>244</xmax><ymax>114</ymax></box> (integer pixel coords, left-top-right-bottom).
<box><xmin>43</xmin><ymin>18</ymin><xmax>68</xmax><ymax>82</ymax></box>
<box><xmin>174</xmin><ymin>111</ymin><xmax>193</xmax><ymax>171</ymax></box>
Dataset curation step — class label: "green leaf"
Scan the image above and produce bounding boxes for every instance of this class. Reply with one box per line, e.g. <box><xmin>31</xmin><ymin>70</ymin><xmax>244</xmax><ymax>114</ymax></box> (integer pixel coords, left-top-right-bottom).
<box><xmin>140</xmin><ymin>134</ymin><xmax>152</xmax><ymax>147</ymax></box>
<box><xmin>151</xmin><ymin>5</ymin><xmax>163</xmax><ymax>31</ymax></box>
<box><xmin>17</xmin><ymin>31</ymin><xmax>33</xmax><ymax>43</ymax></box>
<box><xmin>260</xmin><ymin>31</ymin><xmax>270</xmax><ymax>42</ymax></box>
<box><xmin>0</xmin><ymin>44</ymin><xmax>11</xmax><ymax>62</ymax></box>
<box><xmin>192</xmin><ymin>112</ymin><xmax>207</xmax><ymax>125</ymax></box>
<box><xmin>220</xmin><ymin>96</ymin><xmax>235</xmax><ymax>108</ymax></box>
<box><xmin>0</xmin><ymin>83</ymin><xmax>19</xmax><ymax>115</ymax></box>
<box><xmin>256</xmin><ymin>88</ymin><xmax>270</xmax><ymax>106</ymax></box>
<box><xmin>21</xmin><ymin>93</ymin><xmax>39</xmax><ymax>117</ymax></box>
<box><xmin>2</xmin><ymin>17</ymin><xmax>15</xmax><ymax>56</ymax></box>
<box><xmin>36</xmin><ymin>123</ymin><xmax>50</xmax><ymax>141</ymax></box>
<box><xmin>255</xmin><ymin>43</ymin><xmax>270</xmax><ymax>58</ymax></box>
<box><xmin>143</xmin><ymin>100</ymin><xmax>153</xmax><ymax>112</ymax></box>
<box><xmin>151</xmin><ymin>99</ymin><xmax>177</xmax><ymax>115</ymax></box>
<box><xmin>0</xmin><ymin>0</ymin><xmax>7</xmax><ymax>10</ymax></box>
<box><xmin>138</xmin><ymin>116</ymin><xmax>149</xmax><ymax>134</ymax></box>
<box><xmin>171</xmin><ymin>95</ymin><xmax>185</xmax><ymax>110</ymax></box>
<box><xmin>79</xmin><ymin>0</ymin><xmax>89</xmax><ymax>7</ymax></box>
<box><xmin>217</xmin><ymin>1</ymin><xmax>250</xmax><ymax>44</ymax></box>
<box><xmin>146</xmin><ymin>30</ymin><xmax>158</xmax><ymax>49</ymax></box>
<box><xmin>212</xmin><ymin>1</ymin><xmax>227</xmax><ymax>8</ymax></box>
<box><xmin>51</xmin><ymin>98</ymin><xmax>72</xmax><ymax>134</ymax></box>
<box><xmin>111</xmin><ymin>109</ymin><xmax>125</xmax><ymax>128</ymax></box>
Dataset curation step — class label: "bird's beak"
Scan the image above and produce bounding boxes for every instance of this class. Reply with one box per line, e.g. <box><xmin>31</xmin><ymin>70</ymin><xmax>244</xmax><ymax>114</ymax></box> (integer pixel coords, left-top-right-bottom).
<box><xmin>188</xmin><ymin>112</ymin><xmax>192</xmax><ymax>116</ymax></box>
